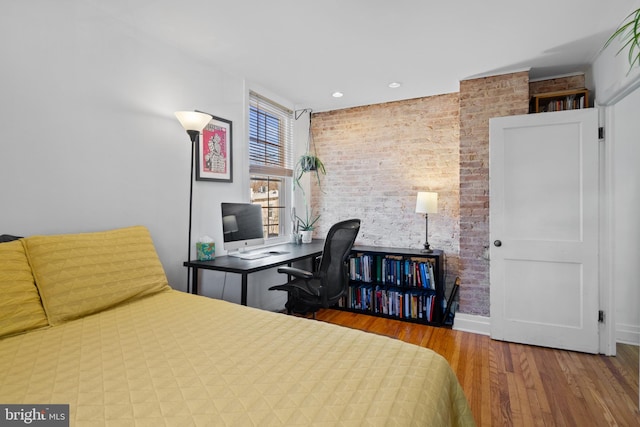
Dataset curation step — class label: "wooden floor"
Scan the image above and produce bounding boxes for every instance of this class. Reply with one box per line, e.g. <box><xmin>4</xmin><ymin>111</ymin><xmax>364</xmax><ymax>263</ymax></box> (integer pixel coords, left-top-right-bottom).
<box><xmin>313</xmin><ymin>309</ymin><xmax>640</xmax><ymax>427</ymax></box>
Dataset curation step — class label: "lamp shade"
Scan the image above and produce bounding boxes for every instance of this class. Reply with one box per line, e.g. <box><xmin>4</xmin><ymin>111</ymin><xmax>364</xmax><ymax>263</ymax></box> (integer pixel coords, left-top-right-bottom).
<box><xmin>415</xmin><ymin>192</ymin><xmax>438</xmax><ymax>214</ymax></box>
<box><xmin>175</xmin><ymin>111</ymin><xmax>212</xmax><ymax>132</ymax></box>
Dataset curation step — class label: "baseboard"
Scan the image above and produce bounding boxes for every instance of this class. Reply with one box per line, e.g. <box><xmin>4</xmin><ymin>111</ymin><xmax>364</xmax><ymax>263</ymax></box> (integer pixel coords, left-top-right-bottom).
<box><xmin>452</xmin><ymin>313</ymin><xmax>491</xmax><ymax>336</ymax></box>
<box><xmin>616</xmin><ymin>322</ymin><xmax>640</xmax><ymax>346</ymax></box>
<box><xmin>451</xmin><ymin>314</ymin><xmax>640</xmax><ymax>346</ymax></box>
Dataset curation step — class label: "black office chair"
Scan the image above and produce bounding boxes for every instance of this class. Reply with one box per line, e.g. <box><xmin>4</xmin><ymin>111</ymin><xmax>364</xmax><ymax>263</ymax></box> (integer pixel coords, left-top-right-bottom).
<box><xmin>269</xmin><ymin>219</ymin><xmax>361</xmax><ymax>317</ymax></box>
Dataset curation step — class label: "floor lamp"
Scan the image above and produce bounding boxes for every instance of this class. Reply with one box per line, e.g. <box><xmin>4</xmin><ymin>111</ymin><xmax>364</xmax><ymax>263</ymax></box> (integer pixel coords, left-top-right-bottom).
<box><xmin>175</xmin><ymin>111</ymin><xmax>212</xmax><ymax>294</ymax></box>
<box><xmin>415</xmin><ymin>191</ymin><xmax>438</xmax><ymax>253</ymax></box>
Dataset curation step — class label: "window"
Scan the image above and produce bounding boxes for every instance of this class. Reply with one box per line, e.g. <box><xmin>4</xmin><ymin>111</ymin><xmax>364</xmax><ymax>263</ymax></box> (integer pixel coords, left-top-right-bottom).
<box><xmin>250</xmin><ymin>176</ymin><xmax>284</xmax><ymax>238</ymax></box>
<box><xmin>249</xmin><ymin>91</ymin><xmax>293</xmax><ymax>241</ymax></box>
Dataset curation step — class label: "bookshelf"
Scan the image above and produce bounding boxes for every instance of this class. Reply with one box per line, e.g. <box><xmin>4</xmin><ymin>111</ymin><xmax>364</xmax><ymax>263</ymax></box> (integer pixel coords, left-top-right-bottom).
<box><xmin>530</xmin><ymin>88</ymin><xmax>589</xmax><ymax>113</ymax></box>
<box><xmin>338</xmin><ymin>246</ymin><xmax>445</xmax><ymax>326</ymax></box>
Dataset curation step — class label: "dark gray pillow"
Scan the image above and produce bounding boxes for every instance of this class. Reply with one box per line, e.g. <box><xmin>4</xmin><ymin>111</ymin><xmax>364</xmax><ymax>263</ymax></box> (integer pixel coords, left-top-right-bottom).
<box><xmin>0</xmin><ymin>234</ymin><xmax>22</xmax><ymax>243</ymax></box>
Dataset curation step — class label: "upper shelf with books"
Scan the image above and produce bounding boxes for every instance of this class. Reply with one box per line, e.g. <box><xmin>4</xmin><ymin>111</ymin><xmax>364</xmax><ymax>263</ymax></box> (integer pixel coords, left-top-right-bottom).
<box><xmin>530</xmin><ymin>88</ymin><xmax>589</xmax><ymax>113</ymax></box>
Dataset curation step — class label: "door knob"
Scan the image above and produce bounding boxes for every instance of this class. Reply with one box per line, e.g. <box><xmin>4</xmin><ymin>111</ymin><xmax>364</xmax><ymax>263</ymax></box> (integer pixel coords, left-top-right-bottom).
<box><xmin>494</xmin><ymin>240</ymin><xmax>502</xmax><ymax>247</ymax></box>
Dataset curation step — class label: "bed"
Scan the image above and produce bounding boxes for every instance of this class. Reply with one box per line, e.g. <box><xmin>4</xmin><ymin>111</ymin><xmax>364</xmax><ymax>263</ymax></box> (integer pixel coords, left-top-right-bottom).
<box><xmin>0</xmin><ymin>226</ymin><xmax>475</xmax><ymax>426</ymax></box>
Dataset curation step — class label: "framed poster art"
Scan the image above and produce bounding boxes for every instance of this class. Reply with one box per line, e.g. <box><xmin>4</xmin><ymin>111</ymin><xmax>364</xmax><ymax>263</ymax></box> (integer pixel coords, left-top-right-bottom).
<box><xmin>196</xmin><ymin>114</ymin><xmax>232</xmax><ymax>182</ymax></box>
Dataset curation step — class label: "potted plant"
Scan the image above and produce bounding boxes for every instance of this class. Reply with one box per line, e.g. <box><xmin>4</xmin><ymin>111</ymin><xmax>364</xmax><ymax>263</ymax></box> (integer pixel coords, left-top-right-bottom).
<box><xmin>296</xmin><ymin>207</ymin><xmax>320</xmax><ymax>243</ymax></box>
<box><xmin>294</xmin><ymin>110</ymin><xmax>326</xmax><ymax>192</ymax></box>
<box><xmin>294</xmin><ymin>153</ymin><xmax>326</xmax><ymax>191</ymax></box>
<box><xmin>605</xmin><ymin>8</ymin><xmax>640</xmax><ymax>71</ymax></box>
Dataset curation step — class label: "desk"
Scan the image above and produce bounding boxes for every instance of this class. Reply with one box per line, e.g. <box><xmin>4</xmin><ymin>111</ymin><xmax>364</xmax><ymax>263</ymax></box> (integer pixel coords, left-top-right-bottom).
<box><xmin>183</xmin><ymin>240</ymin><xmax>324</xmax><ymax>305</ymax></box>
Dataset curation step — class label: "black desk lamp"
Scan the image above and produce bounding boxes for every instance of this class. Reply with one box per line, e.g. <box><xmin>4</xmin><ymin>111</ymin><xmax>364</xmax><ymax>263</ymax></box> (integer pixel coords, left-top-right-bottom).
<box><xmin>415</xmin><ymin>191</ymin><xmax>438</xmax><ymax>253</ymax></box>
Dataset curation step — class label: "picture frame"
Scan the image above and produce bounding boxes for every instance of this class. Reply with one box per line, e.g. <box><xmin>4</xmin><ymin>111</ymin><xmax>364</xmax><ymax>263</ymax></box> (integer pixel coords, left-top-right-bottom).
<box><xmin>195</xmin><ymin>113</ymin><xmax>232</xmax><ymax>182</ymax></box>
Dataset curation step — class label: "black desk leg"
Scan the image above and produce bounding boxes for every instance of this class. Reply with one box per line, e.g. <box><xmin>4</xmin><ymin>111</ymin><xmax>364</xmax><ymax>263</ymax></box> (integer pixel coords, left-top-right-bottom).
<box><xmin>286</xmin><ymin>261</ymin><xmax>293</xmax><ymax>283</ymax></box>
<box><xmin>191</xmin><ymin>268</ymin><xmax>199</xmax><ymax>295</ymax></box>
<box><xmin>241</xmin><ymin>274</ymin><xmax>248</xmax><ymax>306</ymax></box>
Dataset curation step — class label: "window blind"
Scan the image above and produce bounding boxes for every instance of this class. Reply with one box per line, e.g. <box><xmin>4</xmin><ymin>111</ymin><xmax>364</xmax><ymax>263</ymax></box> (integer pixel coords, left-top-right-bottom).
<box><xmin>249</xmin><ymin>91</ymin><xmax>293</xmax><ymax>177</ymax></box>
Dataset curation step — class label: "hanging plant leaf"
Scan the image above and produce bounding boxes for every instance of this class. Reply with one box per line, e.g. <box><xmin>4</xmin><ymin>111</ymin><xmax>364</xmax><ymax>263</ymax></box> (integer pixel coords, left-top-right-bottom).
<box><xmin>295</xmin><ymin>154</ymin><xmax>326</xmax><ymax>191</ymax></box>
<box><xmin>604</xmin><ymin>8</ymin><xmax>640</xmax><ymax>72</ymax></box>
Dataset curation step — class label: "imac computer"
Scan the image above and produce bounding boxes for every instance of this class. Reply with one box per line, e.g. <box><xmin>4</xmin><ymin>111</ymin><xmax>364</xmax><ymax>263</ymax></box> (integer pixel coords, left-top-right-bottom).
<box><xmin>221</xmin><ymin>202</ymin><xmax>268</xmax><ymax>259</ymax></box>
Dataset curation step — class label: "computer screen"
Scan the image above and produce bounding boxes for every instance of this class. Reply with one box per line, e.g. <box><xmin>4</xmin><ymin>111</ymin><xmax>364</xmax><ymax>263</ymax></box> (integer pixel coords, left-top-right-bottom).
<box><xmin>221</xmin><ymin>202</ymin><xmax>264</xmax><ymax>253</ymax></box>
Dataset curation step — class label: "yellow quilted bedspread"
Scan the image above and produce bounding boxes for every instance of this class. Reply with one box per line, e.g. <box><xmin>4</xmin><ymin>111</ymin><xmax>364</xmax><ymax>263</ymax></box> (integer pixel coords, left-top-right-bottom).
<box><xmin>0</xmin><ymin>290</ymin><xmax>475</xmax><ymax>426</ymax></box>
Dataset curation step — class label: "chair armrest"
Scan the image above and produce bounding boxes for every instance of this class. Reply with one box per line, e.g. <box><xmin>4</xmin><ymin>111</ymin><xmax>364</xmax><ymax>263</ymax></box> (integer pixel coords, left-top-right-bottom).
<box><xmin>277</xmin><ymin>266</ymin><xmax>314</xmax><ymax>280</ymax></box>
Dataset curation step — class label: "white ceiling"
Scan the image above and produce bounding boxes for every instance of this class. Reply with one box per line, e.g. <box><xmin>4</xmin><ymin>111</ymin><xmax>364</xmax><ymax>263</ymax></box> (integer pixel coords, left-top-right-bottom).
<box><xmin>87</xmin><ymin>0</ymin><xmax>638</xmax><ymax>112</ymax></box>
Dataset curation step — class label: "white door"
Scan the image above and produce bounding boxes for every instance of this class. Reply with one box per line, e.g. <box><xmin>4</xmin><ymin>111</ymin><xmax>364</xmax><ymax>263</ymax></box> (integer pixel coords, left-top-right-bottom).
<box><xmin>489</xmin><ymin>109</ymin><xmax>599</xmax><ymax>353</ymax></box>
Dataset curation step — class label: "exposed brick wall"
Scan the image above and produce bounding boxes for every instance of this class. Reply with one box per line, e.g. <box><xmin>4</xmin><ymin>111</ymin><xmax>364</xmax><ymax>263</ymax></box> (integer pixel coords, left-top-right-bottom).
<box><xmin>529</xmin><ymin>74</ymin><xmax>585</xmax><ymax>96</ymax></box>
<box><xmin>310</xmin><ymin>72</ymin><xmax>530</xmax><ymax>317</ymax></box>
<box><xmin>458</xmin><ymin>72</ymin><xmax>530</xmax><ymax>315</ymax></box>
<box><xmin>311</xmin><ymin>94</ymin><xmax>461</xmax><ymax>294</ymax></box>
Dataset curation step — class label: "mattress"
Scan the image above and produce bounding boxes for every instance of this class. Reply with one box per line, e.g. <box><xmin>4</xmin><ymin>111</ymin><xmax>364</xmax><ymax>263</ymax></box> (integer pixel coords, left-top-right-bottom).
<box><xmin>0</xmin><ymin>290</ymin><xmax>474</xmax><ymax>426</ymax></box>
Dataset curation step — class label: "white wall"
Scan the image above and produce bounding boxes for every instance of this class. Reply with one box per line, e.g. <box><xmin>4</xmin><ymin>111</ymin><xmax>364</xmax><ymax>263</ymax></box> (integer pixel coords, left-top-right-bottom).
<box><xmin>592</xmin><ymin>0</ymin><xmax>640</xmax><ymax>345</ymax></box>
<box><xmin>611</xmin><ymin>88</ymin><xmax>640</xmax><ymax>345</ymax></box>
<box><xmin>0</xmin><ymin>2</ymin><xmax>300</xmax><ymax>310</ymax></box>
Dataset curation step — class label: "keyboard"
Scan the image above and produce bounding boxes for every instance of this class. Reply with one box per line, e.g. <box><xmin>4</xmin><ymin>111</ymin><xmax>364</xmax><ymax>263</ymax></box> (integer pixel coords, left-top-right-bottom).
<box><xmin>239</xmin><ymin>252</ymin><xmax>270</xmax><ymax>260</ymax></box>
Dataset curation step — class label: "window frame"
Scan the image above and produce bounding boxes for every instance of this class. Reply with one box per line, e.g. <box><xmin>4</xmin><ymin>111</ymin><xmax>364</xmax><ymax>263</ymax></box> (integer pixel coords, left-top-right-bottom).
<box><xmin>248</xmin><ymin>91</ymin><xmax>294</xmax><ymax>244</ymax></box>
<box><xmin>250</xmin><ymin>175</ymin><xmax>290</xmax><ymax>241</ymax></box>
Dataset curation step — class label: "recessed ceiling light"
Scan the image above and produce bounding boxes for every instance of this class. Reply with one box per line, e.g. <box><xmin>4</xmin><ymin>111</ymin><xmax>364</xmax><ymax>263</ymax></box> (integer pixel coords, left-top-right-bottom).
<box><xmin>332</xmin><ymin>91</ymin><xmax>344</xmax><ymax>98</ymax></box>
<box><xmin>388</xmin><ymin>82</ymin><xmax>402</xmax><ymax>88</ymax></box>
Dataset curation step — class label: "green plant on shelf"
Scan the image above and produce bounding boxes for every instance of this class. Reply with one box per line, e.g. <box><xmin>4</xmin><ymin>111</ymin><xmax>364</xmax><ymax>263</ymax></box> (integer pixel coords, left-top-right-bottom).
<box><xmin>296</xmin><ymin>206</ymin><xmax>320</xmax><ymax>231</ymax></box>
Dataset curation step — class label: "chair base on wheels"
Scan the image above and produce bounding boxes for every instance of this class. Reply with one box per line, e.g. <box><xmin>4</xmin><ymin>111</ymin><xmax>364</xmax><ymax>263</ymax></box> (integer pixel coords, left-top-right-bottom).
<box><xmin>268</xmin><ymin>219</ymin><xmax>361</xmax><ymax>320</ymax></box>
<box><xmin>270</xmin><ymin>284</ymin><xmax>322</xmax><ymax>318</ymax></box>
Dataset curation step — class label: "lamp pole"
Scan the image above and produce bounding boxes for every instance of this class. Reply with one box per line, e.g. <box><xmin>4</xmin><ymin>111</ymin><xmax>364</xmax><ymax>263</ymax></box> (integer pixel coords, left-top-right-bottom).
<box><xmin>175</xmin><ymin>111</ymin><xmax>212</xmax><ymax>294</ymax></box>
<box><xmin>187</xmin><ymin>130</ymin><xmax>198</xmax><ymax>293</ymax></box>
<box><xmin>422</xmin><ymin>212</ymin><xmax>432</xmax><ymax>253</ymax></box>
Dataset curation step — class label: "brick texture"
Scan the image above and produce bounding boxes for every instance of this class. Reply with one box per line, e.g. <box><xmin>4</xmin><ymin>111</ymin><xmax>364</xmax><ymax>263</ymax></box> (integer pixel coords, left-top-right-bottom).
<box><xmin>309</xmin><ymin>73</ymin><xmax>580</xmax><ymax>316</ymax></box>
<box><xmin>311</xmin><ymin>94</ymin><xmax>461</xmax><ymax>294</ymax></box>
<box><xmin>458</xmin><ymin>72</ymin><xmax>530</xmax><ymax>315</ymax></box>
<box><xmin>529</xmin><ymin>74</ymin><xmax>585</xmax><ymax>96</ymax></box>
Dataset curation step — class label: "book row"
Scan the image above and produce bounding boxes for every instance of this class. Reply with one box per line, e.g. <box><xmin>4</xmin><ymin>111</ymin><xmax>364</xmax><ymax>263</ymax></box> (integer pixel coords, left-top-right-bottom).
<box><xmin>340</xmin><ymin>284</ymin><xmax>439</xmax><ymax>323</ymax></box>
<box><xmin>543</xmin><ymin>94</ymin><xmax>586</xmax><ymax>112</ymax></box>
<box><xmin>349</xmin><ymin>254</ymin><xmax>436</xmax><ymax>289</ymax></box>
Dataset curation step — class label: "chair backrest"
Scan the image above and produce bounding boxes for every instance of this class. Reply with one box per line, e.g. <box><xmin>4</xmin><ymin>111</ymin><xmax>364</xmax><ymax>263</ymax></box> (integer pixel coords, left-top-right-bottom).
<box><xmin>317</xmin><ymin>219</ymin><xmax>361</xmax><ymax>306</ymax></box>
